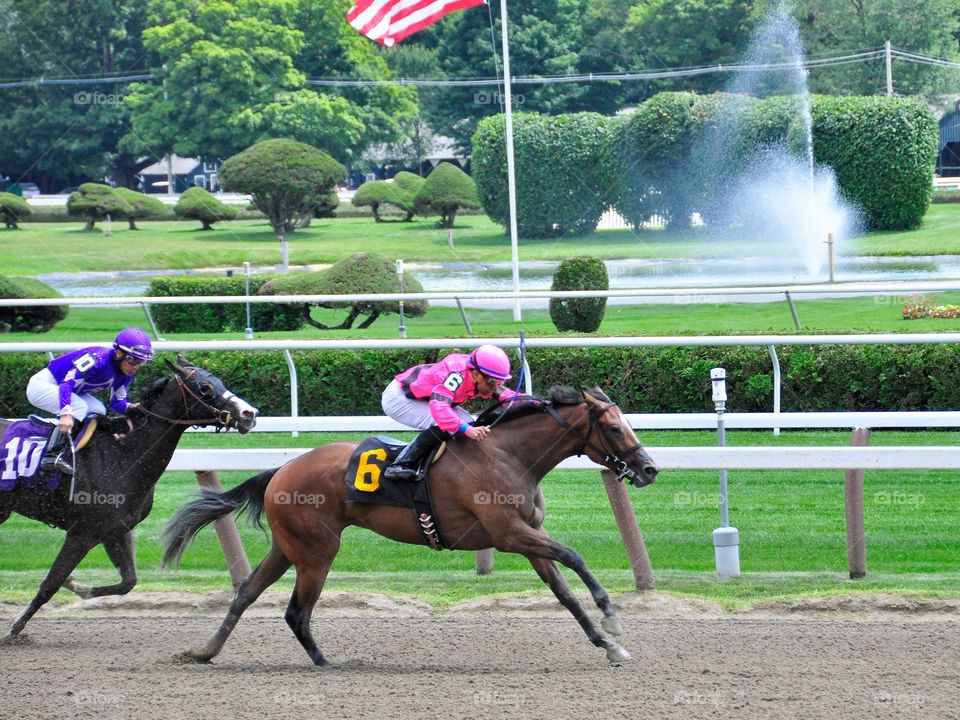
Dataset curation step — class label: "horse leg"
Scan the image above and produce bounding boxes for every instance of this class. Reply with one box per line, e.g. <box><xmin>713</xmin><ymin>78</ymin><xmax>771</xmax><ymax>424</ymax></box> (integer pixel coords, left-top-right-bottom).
<box><xmin>498</xmin><ymin>526</ymin><xmax>631</xmax><ymax>664</ymax></box>
<box><xmin>1</xmin><ymin>532</ymin><xmax>97</xmax><ymax>644</ymax></box>
<box><xmin>64</xmin><ymin>531</ymin><xmax>136</xmax><ymax>599</ymax></box>
<box><xmin>176</xmin><ymin>542</ymin><xmax>292</xmax><ymax>663</ymax></box>
<box><xmin>284</xmin><ymin>539</ymin><xmax>340</xmax><ymax>666</ymax></box>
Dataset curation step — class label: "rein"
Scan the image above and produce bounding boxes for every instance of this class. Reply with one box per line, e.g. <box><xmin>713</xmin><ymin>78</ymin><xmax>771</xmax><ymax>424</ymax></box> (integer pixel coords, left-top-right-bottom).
<box><xmin>135</xmin><ymin>373</ymin><xmax>236</xmax><ymax>429</ymax></box>
<box><xmin>543</xmin><ymin>399</ymin><xmax>644</xmax><ymax>484</ymax></box>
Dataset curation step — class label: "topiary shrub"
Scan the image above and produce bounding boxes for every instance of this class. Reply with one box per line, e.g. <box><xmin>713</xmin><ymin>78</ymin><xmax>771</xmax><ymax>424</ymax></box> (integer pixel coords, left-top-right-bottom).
<box><xmin>352</xmin><ymin>180</ymin><xmax>408</xmax><ymax>222</ymax></box>
<box><xmin>173</xmin><ymin>187</ymin><xmax>238</xmax><ymax>230</ymax></box>
<box><xmin>811</xmin><ymin>95</ymin><xmax>937</xmax><ymax>230</ymax></box>
<box><xmin>113</xmin><ymin>187</ymin><xmax>167</xmax><ymax>229</ymax></box>
<box><xmin>66</xmin><ymin>183</ymin><xmax>134</xmax><ymax>231</ymax></box>
<box><xmin>148</xmin><ymin>275</ymin><xmax>303</xmax><ymax>333</ymax></box>
<box><xmin>219</xmin><ymin>138</ymin><xmax>346</xmax><ymax>238</ymax></box>
<box><xmin>258</xmin><ymin>252</ymin><xmax>429</xmax><ymax>330</ymax></box>
<box><xmin>548</xmin><ymin>256</ymin><xmax>608</xmax><ymax>333</ymax></box>
<box><xmin>412</xmin><ymin>162</ymin><xmax>479</xmax><ymax>228</ymax></box>
<box><xmin>474</xmin><ymin>111</ymin><xmax>615</xmax><ymax>237</ymax></box>
<box><xmin>0</xmin><ymin>192</ymin><xmax>31</xmax><ymax>229</ymax></box>
<box><xmin>0</xmin><ymin>274</ymin><xmax>68</xmax><ymax>332</ymax></box>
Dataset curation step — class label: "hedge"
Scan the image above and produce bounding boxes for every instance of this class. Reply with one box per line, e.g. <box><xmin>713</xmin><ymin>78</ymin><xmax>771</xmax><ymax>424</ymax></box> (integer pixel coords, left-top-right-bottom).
<box><xmin>147</xmin><ymin>276</ymin><xmax>303</xmax><ymax>333</ymax></box>
<box><xmin>2</xmin><ymin>344</ymin><xmax>958</xmax><ymax>418</ymax></box>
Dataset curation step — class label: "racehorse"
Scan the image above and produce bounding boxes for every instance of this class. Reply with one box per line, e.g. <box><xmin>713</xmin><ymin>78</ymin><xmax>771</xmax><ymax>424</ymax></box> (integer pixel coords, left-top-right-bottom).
<box><xmin>163</xmin><ymin>385</ymin><xmax>658</xmax><ymax>666</ymax></box>
<box><xmin>0</xmin><ymin>357</ymin><xmax>258</xmax><ymax>643</ymax></box>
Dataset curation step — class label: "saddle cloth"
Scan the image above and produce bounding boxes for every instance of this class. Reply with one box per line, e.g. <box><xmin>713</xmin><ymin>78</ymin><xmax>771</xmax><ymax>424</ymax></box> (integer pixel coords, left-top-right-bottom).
<box><xmin>0</xmin><ymin>416</ymin><xmax>97</xmax><ymax>492</ymax></box>
<box><xmin>343</xmin><ymin>436</ymin><xmax>447</xmax><ymax>550</ymax></box>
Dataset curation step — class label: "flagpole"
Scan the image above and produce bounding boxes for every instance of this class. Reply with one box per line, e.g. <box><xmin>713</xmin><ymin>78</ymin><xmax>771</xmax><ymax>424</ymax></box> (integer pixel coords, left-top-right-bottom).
<box><xmin>499</xmin><ymin>0</ymin><xmax>522</xmax><ymax>321</ymax></box>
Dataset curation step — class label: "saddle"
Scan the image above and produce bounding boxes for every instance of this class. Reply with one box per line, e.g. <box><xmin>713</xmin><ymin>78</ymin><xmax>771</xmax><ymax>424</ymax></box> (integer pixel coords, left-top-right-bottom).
<box><xmin>0</xmin><ymin>416</ymin><xmax>98</xmax><ymax>491</ymax></box>
<box><xmin>343</xmin><ymin>436</ymin><xmax>447</xmax><ymax>550</ymax></box>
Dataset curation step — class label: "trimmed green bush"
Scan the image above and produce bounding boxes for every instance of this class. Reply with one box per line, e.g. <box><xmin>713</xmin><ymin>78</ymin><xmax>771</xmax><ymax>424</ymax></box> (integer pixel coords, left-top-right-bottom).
<box><xmin>219</xmin><ymin>138</ymin><xmax>346</xmax><ymax>237</ymax></box>
<box><xmin>173</xmin><ymin>187</ymin><xmax>238</xmax><ymax>230</ymax></box>
<box><xmin>0</xmin><ymin>192</ymin><xmax>31</xmax><ymax>229</ymax></box>
<box><xmin>258</xmin><ymin>252</ymin><xmax>429</xmax><ymax>330</ymax></box>
<box><xmin>473</xmin><ymin>112</ymin><xmax>615</xmax><ymax>237</ymax></box>
<box><xmin>0</xmin><ymin>274</ymin><xmax>68</xmax><ymax>333</ymax></box>
<box><xmin>412</xmin><ymin>162</ymin><xmax>479</xmax><ymax>228</ymax></box>
<box><xmin>811</xmin><ymin>96</ymin><xmax>938</xmax><ymax>230</ymax></box>
<box><xmin>549</xmin><ymin>257</ymin><xmax>609</xmax><ymax>333</ymax></box>
<box><xmin>352</xmin><ymin>180</ymin><xmax>412</xmax><ymax>222</ymax></box>
<box><xmin>66</xmin><ymin>183</ymin><xmax>134</xmax><ymax>231</ymax></box>
<box><xmin>148</xmin><ymin>275</ymin><xmax>303</xmax><ymax>333</ymax></box>
<box><xmin>113</xmin><ymin>187</ymin><xmax>167</xmax><ymax>229</ymax></box>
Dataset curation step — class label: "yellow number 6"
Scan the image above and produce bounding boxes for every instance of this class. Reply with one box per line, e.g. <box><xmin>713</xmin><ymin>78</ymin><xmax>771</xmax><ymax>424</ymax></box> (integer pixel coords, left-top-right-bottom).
<box><xmin>355</xmin><ymin>448</ymin><xmax>387</xmax><ymax>492</ymax></box>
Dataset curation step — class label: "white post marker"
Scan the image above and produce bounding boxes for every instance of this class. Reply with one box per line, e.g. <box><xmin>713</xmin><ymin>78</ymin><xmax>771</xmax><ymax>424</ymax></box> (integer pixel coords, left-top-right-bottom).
<box><xmin>396</xmin><ymin>259</ymin><xmax>407</xmax><ymax>340</ymax></box>
<box><xmin>711</xmin><ymin>367</ymin><xmax>741</xmax><ymax>579</ymax></box>
<box><xmin>243</xmin><ymin>261</ymin><xmax>253</xmax><ymax>341</ymax></box>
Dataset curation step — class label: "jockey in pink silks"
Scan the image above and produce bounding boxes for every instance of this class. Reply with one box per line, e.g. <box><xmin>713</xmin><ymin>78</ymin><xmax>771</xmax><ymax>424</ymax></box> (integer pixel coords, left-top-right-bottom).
<box><xmin>380</xmin><ymin>344</ymin><xmax>519</xmax><ymax>481</ymax></box>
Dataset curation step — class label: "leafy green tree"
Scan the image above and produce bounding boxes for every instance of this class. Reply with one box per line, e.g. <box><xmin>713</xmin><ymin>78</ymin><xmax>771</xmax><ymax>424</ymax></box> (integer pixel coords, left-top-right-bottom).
<box><xmin>258</xmin><ymin>253</ymin><xmax>428</xmax><ymax>330</ymax></box>
<box><xmin>0</xmin><ymin>274</ymin><xmax>67</xmax><ymax>333</ymax></box>
<box><xmin>173</xmin><ymin>187</ymin><xmax>237</xmax><ymax>230</ymax></box>
<box><xmin>0</xmin><ymin>193</ymin><xmax>31</xmax><ymax>229</ymax></box>
<box><xmin>549</xmin><ymin>256</ymin><xmax>609</xmax><ymax>333</ymax></box>
<box><xmin>66</xmin><ymin>183</ymin><xmax>134</xmax><ymax>231</ymax></box>
<box><xmin>113</xmin><ymin>187</ymin><xmax>167</xmax><ymax>229</ymax></box>
<box><xmin>218</xmin><ymin>138</ymin><xmax>345</xmax><ymax>239</ymax></box>
<box><xmin>352</xmin><ymin>180</ymin><xmax>416</xmax><ymax>222</ymax></box>
<box><xmin>413</xmin><ymin>163</ymin><xmax>479</xmax><ymax>228</ymax></box>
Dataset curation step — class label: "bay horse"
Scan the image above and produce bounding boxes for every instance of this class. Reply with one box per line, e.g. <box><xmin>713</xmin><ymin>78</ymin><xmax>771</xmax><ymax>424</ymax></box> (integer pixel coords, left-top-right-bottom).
<box><xmin>163</xmin><ymin>385</ymin><xmax>658</xmax><ymax>666</ymax></box>
<box><xmin>0</xmin><ymin>357</ymin><xmax>258</xmax><ymax>643</ymax></box>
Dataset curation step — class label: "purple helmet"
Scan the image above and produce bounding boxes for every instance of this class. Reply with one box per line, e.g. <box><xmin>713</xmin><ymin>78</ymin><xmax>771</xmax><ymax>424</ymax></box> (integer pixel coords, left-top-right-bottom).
<box><xmin>469</xmin><ymin>344</ymin><xmax>512</xmax><ymax>381</ymax></box>
<box><xmin>114</xmin><ymin>327</ymin><xmax>154</xmax><ymax>362</ymax></box>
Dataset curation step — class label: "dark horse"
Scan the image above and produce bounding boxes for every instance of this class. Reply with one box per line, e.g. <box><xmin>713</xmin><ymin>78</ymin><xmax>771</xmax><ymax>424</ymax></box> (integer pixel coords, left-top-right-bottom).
<box><xmin>0</xmin><ymin>357</ymin><xmax>258</xmax><ymax>643</ymax></box>
<box><xmin>163</xmin><ymin>386</ymin><xmax>658</xmax><ymax>666</ymax></box>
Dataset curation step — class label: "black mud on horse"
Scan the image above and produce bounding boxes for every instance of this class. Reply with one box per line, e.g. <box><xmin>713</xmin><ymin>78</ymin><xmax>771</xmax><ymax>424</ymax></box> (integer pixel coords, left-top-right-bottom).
<box><xmin>163</xmin><ymin>386</ymin><xmax>658</xmax><ymax>666</ymax></box>
<box><xmin>0</xmin><ymin>357</ymin><xmax>258</xmax><ymax>643</ymax></box>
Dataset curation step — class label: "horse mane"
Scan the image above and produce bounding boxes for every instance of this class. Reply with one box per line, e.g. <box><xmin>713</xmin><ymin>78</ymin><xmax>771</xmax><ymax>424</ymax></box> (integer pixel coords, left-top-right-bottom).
<box><xmin>476</xmin><ymin>385</ymin><xmax>606</xmax><ymax>427</ymax></box>
<box><xmin>139</xmin><ymin>376</ymin><xmax>170</xmax><ymax>405</ymax></box>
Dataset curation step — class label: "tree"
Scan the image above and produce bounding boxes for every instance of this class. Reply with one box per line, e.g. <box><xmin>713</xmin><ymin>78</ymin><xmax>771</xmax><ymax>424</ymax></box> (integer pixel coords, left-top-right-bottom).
<box><xmin>113</xmin><ymin>187</ymin><xmax>167</xmax><ymax>229</ymax></box>
<box><xmin>258</xmin><ymin>253</ymin><xmax>429</xmax><ymax>330</ymax></box>
<box><xmin>0</xmin><ymin>193</ymin><xmax>31</xmax><ymax>229</ymax></box>
<box><xmin>0</xmin><ymin>274</ymin><xmax>68</xmax><ymax>333</ymax></box>
<box><xmin>66</xmin><ymin>183</ymin><xmax>134</xmax><ymax>231</ymax></box>
<box><xmin>173</xmin><ymin>187</ymin><xmax>237</xmax><ymax>230</ymax></box>
<box><xmin>351</xmin><ymin>172</ymin><xmax>422</xmax><ymax>222</ymax></box>
<box><xmin>548</xmin><ymin>256</ymin><xmax>609</xmax><ymax>333</ymax></box>
<box><xmin>413</xmin><ymin>163</ymin><xmax>479</xmax><ymax>228</ymax></box>
<box><xmin>218</xmin><ymin>138</ymin><xmax>345</xmax><ymax>245</ymax></box>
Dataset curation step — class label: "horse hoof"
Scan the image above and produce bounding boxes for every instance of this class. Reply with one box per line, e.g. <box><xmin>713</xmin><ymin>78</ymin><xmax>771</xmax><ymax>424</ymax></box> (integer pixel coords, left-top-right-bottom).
<box><xmin>606</xmin><ymin>644</ymin><xmax>633</xmax><ymax>665</ymax></box>
<box><xmin>601</xmin><ymin>615</ymin><xmax>623</xmax><ymax>636</ymax></box>
<box><xmin>172</xmin><ymin>649</ymin><xmax>213</xmax><ymax>664</ymax></box>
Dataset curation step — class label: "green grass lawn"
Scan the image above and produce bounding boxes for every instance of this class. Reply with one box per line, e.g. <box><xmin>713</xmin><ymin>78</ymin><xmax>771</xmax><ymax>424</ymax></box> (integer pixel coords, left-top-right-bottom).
<box><xmin>3</xmin><ymin>201</ymin><xmax>960</xmax><ymax>276</ymax></box>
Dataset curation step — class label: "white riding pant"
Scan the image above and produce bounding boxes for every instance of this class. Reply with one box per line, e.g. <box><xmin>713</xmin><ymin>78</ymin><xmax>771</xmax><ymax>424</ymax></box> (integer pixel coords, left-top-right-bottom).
<box><xmin>381</xmin><ymin>379</ymin><xmax>472</xmax><ymax>431</ymax></box>
<box><xmin>27</xmin><ymin>368</ymin><xmax>106</xmax><ymax>421</ymax></box>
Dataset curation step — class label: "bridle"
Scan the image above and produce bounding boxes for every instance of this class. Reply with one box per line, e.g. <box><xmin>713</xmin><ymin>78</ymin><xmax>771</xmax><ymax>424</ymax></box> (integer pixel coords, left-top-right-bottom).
<box><xmin>543</xmin><ymin>397</ymin><xmax>646</xmax><ymax>484</ymax></box>
<box><xmin>134</xmin><ymin>370</ymin><xmax>239</xmax><ymax>430</ymax></box>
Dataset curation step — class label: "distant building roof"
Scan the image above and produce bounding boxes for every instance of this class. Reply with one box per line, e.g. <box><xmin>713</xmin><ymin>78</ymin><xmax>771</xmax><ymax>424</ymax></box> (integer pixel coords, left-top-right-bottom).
<box><xmin>139</xmin><ymin>154</ymin><xmax>200</xmax><ymax>175</ymax></box>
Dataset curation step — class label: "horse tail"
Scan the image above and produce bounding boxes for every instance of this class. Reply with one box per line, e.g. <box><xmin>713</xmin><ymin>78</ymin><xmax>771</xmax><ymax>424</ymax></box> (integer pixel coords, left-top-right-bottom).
<box><xmin>161</xmin><ymin>468</ymin><xmax>279</xmax><ymax>567</ymax></box>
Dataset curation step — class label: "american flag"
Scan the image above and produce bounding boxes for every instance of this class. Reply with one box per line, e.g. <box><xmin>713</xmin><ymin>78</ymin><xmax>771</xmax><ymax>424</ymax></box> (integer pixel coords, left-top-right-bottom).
<box><xmin>347</xmin><ymin>0</ymin><xmax>486</xmax><ymax>47</ymax></box>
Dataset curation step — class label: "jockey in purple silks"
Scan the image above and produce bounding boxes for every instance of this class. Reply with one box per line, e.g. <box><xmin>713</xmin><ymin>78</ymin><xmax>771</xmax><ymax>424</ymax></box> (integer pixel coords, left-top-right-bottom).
<box><xmin>26</xmin><ymin>327</ymin><xmax>154</xmax><ymax>475</ymax></box>
<box><xmin>381</xmin><ymin>344</ymin><xmax>519</xmax><ymax>481</ymax></box>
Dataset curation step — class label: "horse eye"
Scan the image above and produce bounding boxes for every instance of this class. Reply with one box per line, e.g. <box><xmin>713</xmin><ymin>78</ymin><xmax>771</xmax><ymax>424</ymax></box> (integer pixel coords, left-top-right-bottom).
<box><xmin>199</xmin><ymin>383</ymin><xmax>214</xmax><ymax>398</ymax></box>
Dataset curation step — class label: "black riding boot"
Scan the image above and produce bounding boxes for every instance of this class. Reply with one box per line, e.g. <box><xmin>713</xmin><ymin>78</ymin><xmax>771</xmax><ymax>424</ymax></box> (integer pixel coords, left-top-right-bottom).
<box><xmin>39</xmin><ymin>426</ymin><xmax>74</xmax><ymax>476</ymax></box>
<box><xmin>384</xmin><ymin>426</ymin><xmax>448</xmax><ymax>481</ymax></box>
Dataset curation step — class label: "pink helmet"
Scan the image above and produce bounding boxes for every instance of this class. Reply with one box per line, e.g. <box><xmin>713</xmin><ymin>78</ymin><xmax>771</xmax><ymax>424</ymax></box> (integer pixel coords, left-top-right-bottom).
<box><xmin>114</xmin><ymin>327</ymin><xmax>154</xmax><ymax>362</ymax></box>
<box><xmin>469</xmin><ymin>344</ymin><xmax>512</xmax><ymax>381</ymax></box>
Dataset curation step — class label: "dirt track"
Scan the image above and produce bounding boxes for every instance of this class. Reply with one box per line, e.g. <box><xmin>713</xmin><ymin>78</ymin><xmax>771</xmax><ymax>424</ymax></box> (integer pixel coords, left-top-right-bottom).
<box><xmin>1</xmin><ymin>592</ymin><xmax>959</xmax><ymax>720</ymax></box>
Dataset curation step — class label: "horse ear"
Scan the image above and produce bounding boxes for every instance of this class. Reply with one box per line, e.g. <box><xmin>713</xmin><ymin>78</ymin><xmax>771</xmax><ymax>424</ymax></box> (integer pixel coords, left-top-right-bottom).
<box><xmin>165</xmin><ymin>357</ymin><xmax>187</xmax><ymax>375</ymax></box>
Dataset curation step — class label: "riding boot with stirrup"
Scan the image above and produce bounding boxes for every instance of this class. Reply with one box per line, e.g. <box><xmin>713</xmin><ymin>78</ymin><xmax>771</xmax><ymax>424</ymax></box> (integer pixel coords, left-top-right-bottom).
<box><xmin>39</xmin><ymin>426</ymin><xmax>74</xmax><ymax>476</ymax></box>
<box><xmin>384</xmin><ymin>426</ymin><xmax>448</xmax><ymax>482</ymax></box>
